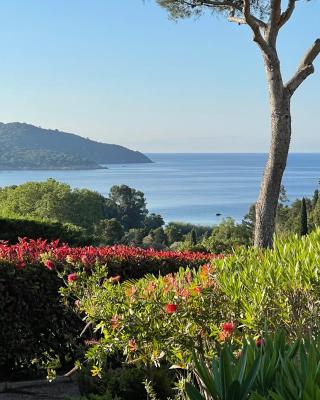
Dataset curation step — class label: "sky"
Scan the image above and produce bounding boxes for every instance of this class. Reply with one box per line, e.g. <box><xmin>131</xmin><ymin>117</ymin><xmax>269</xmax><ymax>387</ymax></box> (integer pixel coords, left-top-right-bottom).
<box><xmin>0</xmin><ymin>0</ymin><xmax>319</xmax><ymax>153</ymax></box>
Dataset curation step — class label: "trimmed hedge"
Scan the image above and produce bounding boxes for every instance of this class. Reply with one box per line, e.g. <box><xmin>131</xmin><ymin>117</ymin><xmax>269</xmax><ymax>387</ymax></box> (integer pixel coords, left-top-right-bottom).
<box><xmin>0</xmin><ymin>217</ymin><xmax>90</xmax><ymax>246</ymax></box>
<box><xmin>0</xmin><ymin>260</ymin><xmax>81</xmax><ymax>380</ymax></box>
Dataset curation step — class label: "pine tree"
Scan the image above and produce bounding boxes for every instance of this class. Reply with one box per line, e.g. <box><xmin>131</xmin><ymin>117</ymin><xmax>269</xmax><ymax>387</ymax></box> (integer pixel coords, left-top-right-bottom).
<box><xmin>300</xmin><ymin>198</ymin><xmax>308</xmax><ymax>236</ymax></box>
<box><xmin>191</xmin><ymin>228</ymin><xmax>197</xmax><ymax>246</ymax></box>
<box><xmin>312</xmin><ymin>189</ymin><xmax>319</xmax><ymax>208</ymax></box>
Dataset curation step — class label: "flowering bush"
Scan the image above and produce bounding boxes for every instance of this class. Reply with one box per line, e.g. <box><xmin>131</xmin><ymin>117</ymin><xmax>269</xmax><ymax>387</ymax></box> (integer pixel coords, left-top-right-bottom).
<box><xmin>62</xmin><ymin>264</ymin><xmax>231</xmax><ymax>373</ymax></box>
<box><xmin>0</xmin><ymin>238</ymin><xmax>220</xmax><ymax>280</ymax></box>
<box><xmin>0</xmin><ymin>238</ymin><xmax>219</xmax><ymax>377</ymax></box>
<box><xmin>62</xmin><ymin>229</ymin><xmax>320</xmax><ymax>379</ymax></box>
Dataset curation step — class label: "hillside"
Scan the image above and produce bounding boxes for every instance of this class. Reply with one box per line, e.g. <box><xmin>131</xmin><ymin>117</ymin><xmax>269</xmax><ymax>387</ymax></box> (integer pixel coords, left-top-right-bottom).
<box><xmin>0</xmin><ymin>122</ymin><xmax>152</xmax><ymax>169</ymax></box>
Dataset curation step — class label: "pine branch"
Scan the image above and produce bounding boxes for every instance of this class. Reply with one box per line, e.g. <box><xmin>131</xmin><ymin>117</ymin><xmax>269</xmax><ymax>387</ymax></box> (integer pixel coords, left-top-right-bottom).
<box><xmin>285</xmin><ymin>39</ymin><xmax>320</xmax><ymax>95</ymax></box>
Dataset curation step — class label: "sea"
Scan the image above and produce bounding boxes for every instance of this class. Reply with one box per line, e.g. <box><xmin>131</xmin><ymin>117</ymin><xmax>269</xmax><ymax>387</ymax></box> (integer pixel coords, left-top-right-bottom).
<box><xmin>0</xmin><ymin>153</ymin><xmax>319</xmax><ymax>225</ymax></box>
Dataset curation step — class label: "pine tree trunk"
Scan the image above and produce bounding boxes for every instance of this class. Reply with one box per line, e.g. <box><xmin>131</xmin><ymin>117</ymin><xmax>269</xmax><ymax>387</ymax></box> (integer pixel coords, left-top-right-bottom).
<box><xmin>254</xmin><ymin>59</ymin><xmax>292</xmax><ymax>248</ymax></box>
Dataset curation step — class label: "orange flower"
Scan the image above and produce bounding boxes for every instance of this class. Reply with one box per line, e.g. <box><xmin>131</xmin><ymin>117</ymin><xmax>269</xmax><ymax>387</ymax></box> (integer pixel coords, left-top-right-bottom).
<box><xmin>111</xmin><ymin>315</ymin><xmax>120</xmax><ymax>330</ymax></box>
<box><xmin>200</xmin><ymin>264</ymin><xmax>212</xmax><ymax>279</ymax></box>
<box><xmin>178</xmin><ymin>288</ymin><xmax>190</xmax><ymax>298</ymax></box>
<box><xmin>219</xmin><ymin>331</ymin><xmax>231</xmax><ymax>342</ymax></box>
<box><xmin>193</xmin><ymin>286</ymin><xmax>202</xmax><ymax>295</ymax></box>
<box><xmin>128</xmin><ymin>339</ymin><xmax>137</xmax><ymax>352</ymax></box>
<box><xmin>109</xmin><ymin>275</ymin><xmax>121</xmax><ymax>283</ymax></box>
<box><xmin>125</xmin><ymin>285</ymin><xmax>137</xmax><ymax>298</ymax></box>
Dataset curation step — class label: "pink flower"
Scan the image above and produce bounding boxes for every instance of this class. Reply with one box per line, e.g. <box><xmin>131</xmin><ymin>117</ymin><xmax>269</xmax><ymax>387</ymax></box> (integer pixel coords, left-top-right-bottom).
<box><xmin>16</xmin><ymin>261</ymin><xmax>26</xmax><ymax>270</ymax></box>
<box><xmin>44</xmin><ymin>260</ymin><xmax>54</xmax><ymax>270</ymax></box>
<box><xmin>67</xmin><ymin>273</ymin><xmax>77</xmax><ymax>283</ymax></box>
<box><xmin>165</xmin><ymin>303</ymin><xmax>177</xmax><ymax>314</ymax></box>
<box><xmin>81</xmin><ymin>255</ymin><xmax>90</xmax><ymax>265</ymax></box>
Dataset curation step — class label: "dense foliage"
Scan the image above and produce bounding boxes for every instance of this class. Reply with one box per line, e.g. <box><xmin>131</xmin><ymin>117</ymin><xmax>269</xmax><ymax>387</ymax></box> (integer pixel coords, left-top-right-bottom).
<box><xmin>2</xmin><ymin>179</ymin><xmax>318</xmax><ymax>253</ymax></box>
<box><xmin>0</xmin><ymin>179</ymin><xmax>107</xmax><ymax>230</ymax></box>
<box><xmin>0</xmin><ymin>181</ymin><xmax>166</xmax><ymax>245</ymax></box>
<box><xmin>0</xmin><ymin>238</ymin><xmax>217</xmax><ymax>379</ymax></box>
<box><xmin>63</xmin><ymin>230</ymin><xmax>320</xmax><ymax>378</ymax></box>
<box><xmin>0</xmin><ymin>241</ymin><xmax>81</xmax><ymax>379</ymax></box>
<box><xmin>0</xmin><ymin>217</ymin><xmax>89</xmax><ymax>245</ymax></box>
<box><xmin>0</xmin><ymin>238</ymin><xmax>217</xmax><ymax>282</ymax></box>
<box><xmin>0</xmin><ymin>148</ymin><xmax>100</xmax><ymax>169</ymax></box>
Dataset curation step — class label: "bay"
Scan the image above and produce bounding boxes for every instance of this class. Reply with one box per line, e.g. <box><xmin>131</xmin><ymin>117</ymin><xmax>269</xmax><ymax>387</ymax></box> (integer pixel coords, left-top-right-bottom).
<box><xmin>0</xmin><ymin>153</ymin><xmax>319</xmax><ymax>225</ymax></box>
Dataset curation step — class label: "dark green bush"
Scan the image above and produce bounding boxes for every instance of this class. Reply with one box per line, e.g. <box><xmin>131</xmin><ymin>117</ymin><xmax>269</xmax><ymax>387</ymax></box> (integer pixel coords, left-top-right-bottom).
<box><xmin>0</xmin><ymin>261</ymin><xmax>82</xmax><ymax>380</ymax></box>
<box><xmin>0</xmin><ymin>217</ymin><xmax>91</xmax><ymax>246</ymax></box>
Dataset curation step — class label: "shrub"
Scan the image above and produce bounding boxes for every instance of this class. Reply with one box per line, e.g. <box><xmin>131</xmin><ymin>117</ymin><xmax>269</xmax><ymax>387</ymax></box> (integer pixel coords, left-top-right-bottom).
<box><xmin>63</xmin><ymin>229</ymin><xmax>320</xmax><ymax>376</ymax></box>
<box><xmin>0</xmin><ymin>239</ymin><xmax>219</xmax><ymax>279</ymax></box>
<box><xmin>0</xmin><ymin>256</ymin><xmax>81</xmax><ymax>379</ymax></box>
<box><xmin>0</xmin><ymin>238</ymin><xmax>217</xmax><ymax>378</ymax></box>
<box><xmin>217</xmin><ymin>229</ymin><xmax>320</xmax><ymax>337</ymax></box>
<box><xmin>61</xmin><ymin>264</ymin><xmax>226</xmax><ymax>371</ymax></box>
<box><xmin>0</xmin><ymin>217</ymin><xmax>90</xmax><ymax>246</ymax></box>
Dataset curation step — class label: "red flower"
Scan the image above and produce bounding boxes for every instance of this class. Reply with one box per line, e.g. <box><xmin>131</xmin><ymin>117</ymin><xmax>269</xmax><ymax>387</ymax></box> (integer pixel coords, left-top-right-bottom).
<box><xmin>109</xmin><ymin>275</ymin><xmax>121</xmax><ymax>284</ymax></box>
<box><xmin>222</xmin><ymin>322</ymin><xmax>235</xmax><ymax>333</ymax></box>
<box><xmin>256</xmin><ymin>338</ymin><xmax>264</xmax><ymax>347</ymax></box>
<box><xmin>16</xmin><ymin>261</ymin><xmax>26</xmax><ymax>270</ymax></box>
<box><xmin>44</xmin><ymin>260</ymin><xmax>54</xmax><ymax>270</ymax></box>
<box><xmin>165</xmin><ymin>303</ymin><xmax>177</xmax><ymax>314</ymax></box>
<box><xmin>67</xmin><ymin>273</ymin><xmax>77</xmax><ymax>283</ymax></box>
<box><xmin>193</xmin><ymin>286</ymin><xmax>202</xmax><ymax>295</ymax></box>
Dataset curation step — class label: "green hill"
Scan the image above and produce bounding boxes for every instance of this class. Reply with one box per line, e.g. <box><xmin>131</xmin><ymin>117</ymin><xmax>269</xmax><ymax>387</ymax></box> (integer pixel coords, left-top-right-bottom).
<box><xmin>0</xmin><ymin>122</ymin><xmax>152</xmax><ymax>169</ymax></box>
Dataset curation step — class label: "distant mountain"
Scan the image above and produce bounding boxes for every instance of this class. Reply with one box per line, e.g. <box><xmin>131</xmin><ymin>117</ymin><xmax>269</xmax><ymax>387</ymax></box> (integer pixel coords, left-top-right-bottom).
<box><xmin>0</xmin><ymin>122</ymin><xmax>152</xmax><ymax>170</ymax></box>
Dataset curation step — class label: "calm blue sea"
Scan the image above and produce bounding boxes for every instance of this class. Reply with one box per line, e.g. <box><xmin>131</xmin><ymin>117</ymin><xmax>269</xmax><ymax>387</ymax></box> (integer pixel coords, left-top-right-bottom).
<box><xmin>0</xmin><ymin>153</ymin><xmax>319</xmax><ymax>225</ymax></box>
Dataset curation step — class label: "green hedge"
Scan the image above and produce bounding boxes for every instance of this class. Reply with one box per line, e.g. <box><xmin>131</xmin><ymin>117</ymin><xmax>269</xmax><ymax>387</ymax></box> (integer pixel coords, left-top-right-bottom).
<box><xmin>0</xmin><ymin>217</ymin><xmax>90</xmax><ymax>246</ymax></box>
<box><xmin>0</xmin><ymin>261</ymin><xmax>82</xmax><ymax>380</ymax></box>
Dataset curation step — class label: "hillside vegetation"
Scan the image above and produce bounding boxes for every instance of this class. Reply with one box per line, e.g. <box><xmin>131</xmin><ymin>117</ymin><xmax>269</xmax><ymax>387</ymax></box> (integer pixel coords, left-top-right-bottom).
<box><xmin>0</xmin><ymin>122</ymin><xmax>151</xmax><ymax>169</ymax></box>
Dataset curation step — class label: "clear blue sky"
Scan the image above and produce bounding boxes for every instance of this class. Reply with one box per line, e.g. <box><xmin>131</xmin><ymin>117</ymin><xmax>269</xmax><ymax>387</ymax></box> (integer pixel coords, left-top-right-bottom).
<box><xmin>0</xmin><ymin>0</ymin><xmax>319</xmax><ymax>152</ymax></box>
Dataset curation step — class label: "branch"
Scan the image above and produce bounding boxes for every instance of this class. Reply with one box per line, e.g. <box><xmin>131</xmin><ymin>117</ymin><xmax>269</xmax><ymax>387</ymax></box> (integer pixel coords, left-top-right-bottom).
<box><xmin>181</xmin><ymin>0</ymin><xmax>267</xmax><ymax>29</ymax></box>
<box><xmin>267</xmin><ymin>0</ymin><xmax>281</xmax><ymax>44</ymax></box>
<box><xmin>228</xmin><ymin>16</ymin><xmax>246</xmax><ymax>24</ymax></box>
<box><xmin>285</xmin><ymin>39</ymin><xmax>320</xmax><ymax>95</ymax></box>
<box><xmin>278</xmin><ymin>0</ymin><xmax>296</xmax><ymax>28</ymax></box>
<box><xmin>181</xmin><ymin>0</ymin><xmax>240</xmax><ymax>9</ymax></box>
<box><xmin>242</xmin><ymin>0</ymin><xmax>274</xmax><ymax>60</ymax></box>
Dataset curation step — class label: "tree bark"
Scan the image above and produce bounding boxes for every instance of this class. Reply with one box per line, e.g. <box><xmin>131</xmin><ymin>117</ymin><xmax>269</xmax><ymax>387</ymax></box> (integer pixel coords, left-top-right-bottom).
<box><xmin>254</xmin><ymin>57</ymin><xmax>292</xmax><ymax>248</ymax></box>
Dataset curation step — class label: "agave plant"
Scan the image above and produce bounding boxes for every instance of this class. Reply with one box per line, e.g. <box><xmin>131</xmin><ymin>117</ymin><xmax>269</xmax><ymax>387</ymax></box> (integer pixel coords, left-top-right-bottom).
<box><xmin>186</xmin><ymin>332</ymin><xmax>320</xmax><ymax>400</ymax></box>
<box><xmin>185</xmin><ymin>343</ymin><xmax>261</xmax><ymax>400</ymax></box>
